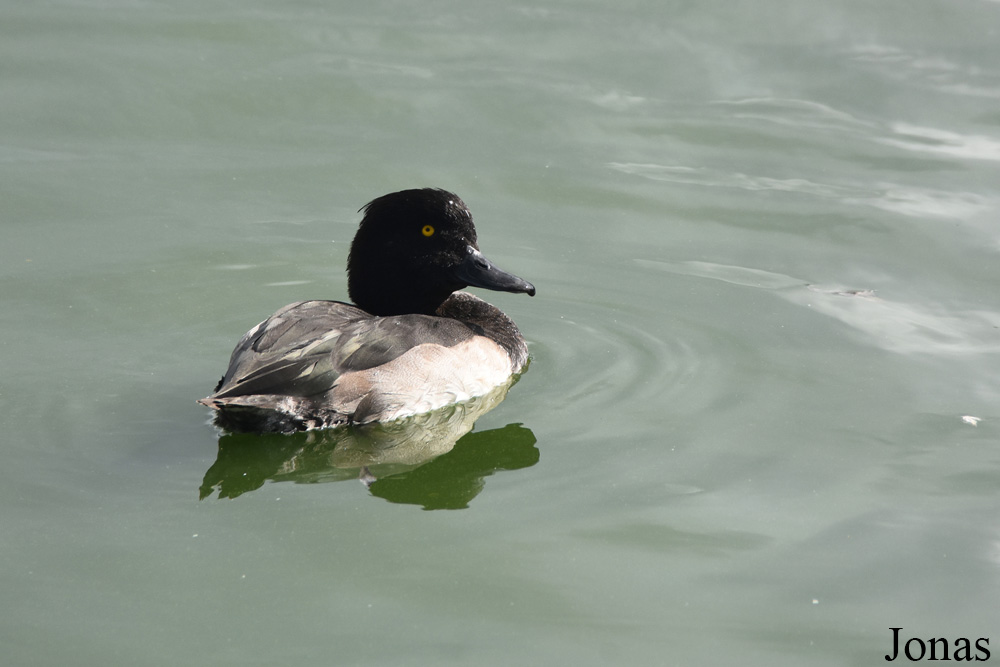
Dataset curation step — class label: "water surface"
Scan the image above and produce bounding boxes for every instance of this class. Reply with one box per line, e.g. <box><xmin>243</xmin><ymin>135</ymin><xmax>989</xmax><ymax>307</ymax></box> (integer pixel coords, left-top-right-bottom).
<box><xmin>4</xmin><ymin>1</ymin><xmax>1000</xmax><ymax>665</ymax></box>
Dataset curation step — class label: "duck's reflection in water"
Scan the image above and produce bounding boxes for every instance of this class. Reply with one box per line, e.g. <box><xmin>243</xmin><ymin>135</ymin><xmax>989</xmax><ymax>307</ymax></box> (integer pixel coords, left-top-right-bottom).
<box><xmin>200</xmin><ymin>382</ymin><xmax>537</xmax><ymax>510</ymax></box>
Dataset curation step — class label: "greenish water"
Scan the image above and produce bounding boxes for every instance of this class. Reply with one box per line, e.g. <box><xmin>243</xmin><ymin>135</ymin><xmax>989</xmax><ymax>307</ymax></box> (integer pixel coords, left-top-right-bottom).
<box><xmin>4</xmin><ymin>1</ymin><xmax>1000</xmax><ymax>665</ymax></box>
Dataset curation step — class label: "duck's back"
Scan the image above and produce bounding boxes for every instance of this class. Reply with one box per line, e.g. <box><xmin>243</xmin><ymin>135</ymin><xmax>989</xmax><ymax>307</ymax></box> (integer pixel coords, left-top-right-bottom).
<box><xmin>199</xmin><ymin>293</ymin><xmax>527</xmax><ymax>432</ymax></box>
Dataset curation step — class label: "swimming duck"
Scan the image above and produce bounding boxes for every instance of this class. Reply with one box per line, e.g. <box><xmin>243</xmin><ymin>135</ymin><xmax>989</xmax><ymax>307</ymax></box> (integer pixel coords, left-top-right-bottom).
<box><xmin>198</xmin><ymin>188</ymin><xmax>536</xmax><ymax>433</ymax></box>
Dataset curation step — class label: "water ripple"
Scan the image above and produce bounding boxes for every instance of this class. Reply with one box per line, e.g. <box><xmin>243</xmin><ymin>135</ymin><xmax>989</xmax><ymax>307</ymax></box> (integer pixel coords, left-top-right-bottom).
<box><xmin>610</xmin><ymin>160</ymin><xmax>995</xmax><ymax>222</ymax></box>
<box><xmin>525</xmin><ymin>294</ymin><xmax>712</xmax><ymax>431</ymax></box>
<box><xmin>848</xmin><ymin>44</ymin><xmax>1000</xmax><ymax>100</ymax></box>
<box><xmin>879</xmin><ymin>123</ymin><xmax>1000</xmax><ymax>162</ymax></box>
<box><xmin>637</xmin><ymin>259</ymin><xmax>1000</xmax><ymax>356</ymax></box>
<box><xmin>853</xmin><ymin>185</ymin><xmax>992</xmax><ymax>219</ymax></box>
<box><xmin>607</xmin><ymin>162</ymin><xmax>860</xmax><ymax>198</ymax></box>
<box><xmin>712</xmin><ymin>97</ymin><xmax>875</xmax><ymax>132</ymax></box>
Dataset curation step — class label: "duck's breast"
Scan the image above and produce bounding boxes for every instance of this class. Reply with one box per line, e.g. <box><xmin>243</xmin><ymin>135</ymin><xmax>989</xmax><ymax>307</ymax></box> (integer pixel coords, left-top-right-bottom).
<box><xmin>337</xmin><ymin>336</ymin><xmax>515</xmax><ymax>424</ymax></box>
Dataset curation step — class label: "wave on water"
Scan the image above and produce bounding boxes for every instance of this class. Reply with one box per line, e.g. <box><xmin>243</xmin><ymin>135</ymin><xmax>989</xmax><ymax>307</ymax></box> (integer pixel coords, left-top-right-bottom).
<box><xmin>637</xmin><ymin>259</ymin><xmax>1000</xmax><ymax>357</ymax></box>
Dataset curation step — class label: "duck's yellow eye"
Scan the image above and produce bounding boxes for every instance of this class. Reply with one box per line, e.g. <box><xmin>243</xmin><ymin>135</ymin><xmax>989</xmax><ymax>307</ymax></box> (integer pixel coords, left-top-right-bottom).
<box><xmin>421</xmin><ymin>225</ymin><xmax>435</xmax><ymax>237</ymax></box>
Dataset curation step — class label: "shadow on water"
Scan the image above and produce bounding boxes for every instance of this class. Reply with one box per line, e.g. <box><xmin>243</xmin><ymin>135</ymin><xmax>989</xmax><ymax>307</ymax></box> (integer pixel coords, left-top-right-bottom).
<box><xmin>199</xmin><ymin>384</ymin><xmax>538</xmax><ymax>510</ymax></box>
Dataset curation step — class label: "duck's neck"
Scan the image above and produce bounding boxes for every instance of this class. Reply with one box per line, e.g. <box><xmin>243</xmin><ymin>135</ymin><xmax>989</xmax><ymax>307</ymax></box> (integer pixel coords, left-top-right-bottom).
<box><xmin>436</xmin><ymin>292</ymin><xmax>529</xmax><ymax>372</ymax></box>
<box><xmin>349</xmin><ymin>279</ymin><xmax>454</xmax><ymax>317</ymax></box>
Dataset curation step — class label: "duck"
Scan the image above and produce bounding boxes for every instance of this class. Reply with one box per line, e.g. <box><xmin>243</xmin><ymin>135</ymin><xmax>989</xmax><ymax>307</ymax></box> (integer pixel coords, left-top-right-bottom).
<box><xmin>198</xmin><ymin>188</ymin><xmax>536</xmax><ymax>433</ymax></box>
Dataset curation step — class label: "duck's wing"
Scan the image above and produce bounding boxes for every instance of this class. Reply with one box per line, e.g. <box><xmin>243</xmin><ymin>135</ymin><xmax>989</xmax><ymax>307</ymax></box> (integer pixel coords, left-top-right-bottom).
<box><xmin>207</xmin><ymin>300</ymin><xmax>476</xmax><ymax>401</ymax></box>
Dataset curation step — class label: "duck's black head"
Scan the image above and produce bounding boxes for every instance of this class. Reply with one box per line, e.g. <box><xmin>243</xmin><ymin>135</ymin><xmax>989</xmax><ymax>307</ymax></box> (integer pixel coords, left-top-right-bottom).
<box><xmin>347</xmin><ymin>188</ymin><xmax>536</xmax><ymax>316</ymax></box>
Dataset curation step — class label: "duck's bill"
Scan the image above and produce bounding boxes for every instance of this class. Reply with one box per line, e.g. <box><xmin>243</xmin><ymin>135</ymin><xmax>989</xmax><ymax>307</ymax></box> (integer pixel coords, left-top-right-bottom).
<box><xmin>454</xmin><ymin>246</ymin><xmax>536</xmax><ymax>296</ymax></box>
